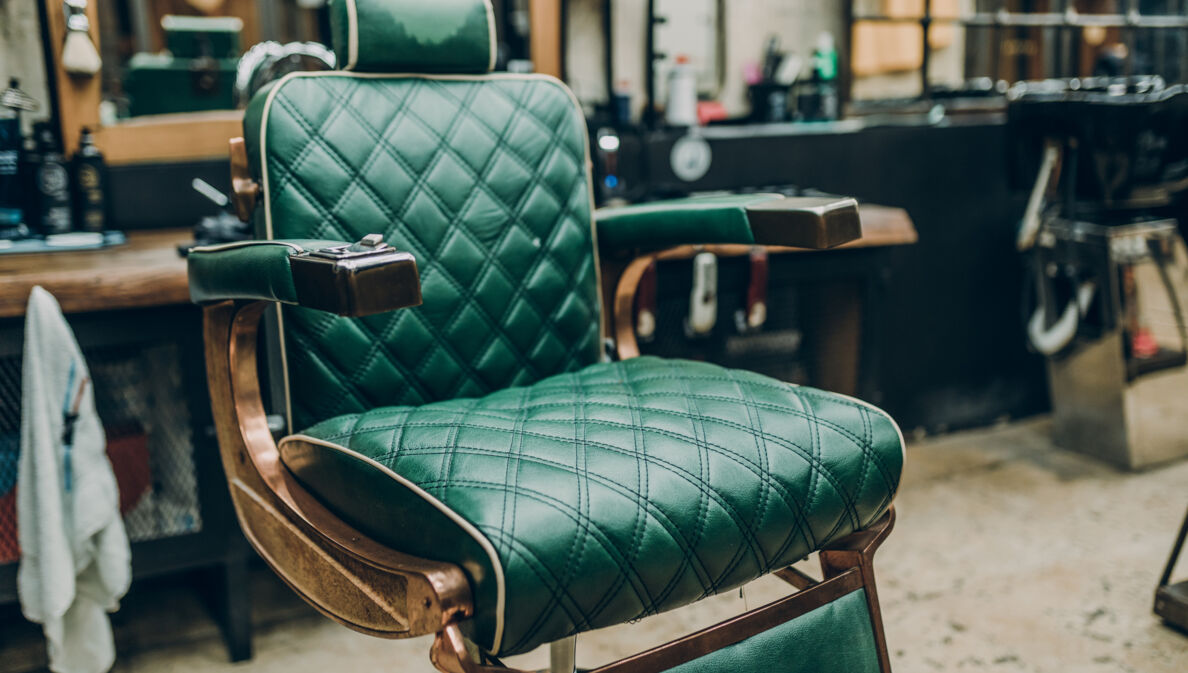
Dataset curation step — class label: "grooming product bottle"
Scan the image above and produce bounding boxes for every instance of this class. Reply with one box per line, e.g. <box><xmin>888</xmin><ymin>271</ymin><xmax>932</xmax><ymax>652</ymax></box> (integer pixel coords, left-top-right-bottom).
<box><xmin>811</xmin><ymin>32</ymin><xmax>839</xmax><ymax>121</ymax></box>
<box><xmin>72</xmin><ymin>127</ymin><xmax>107</xmax><ymax>232</ymax></box>
<box><xmin>30</xmin><ymin>122</ymin><xmax>72</xmax><ymax>235</ymax></box>
<box><xmin>0</xmin><ymin>96</ymin><xmax>20</xmax><ymax>229</ymax></box>
<box><xmin>0</xmin><ymin>79</ymin><xmax>35</xmax><ymax>230</ymax></box>
<box><xmin>665</xmin><ymin>55</ymin><xmax>699</xmax><ymax>128</ymax></box>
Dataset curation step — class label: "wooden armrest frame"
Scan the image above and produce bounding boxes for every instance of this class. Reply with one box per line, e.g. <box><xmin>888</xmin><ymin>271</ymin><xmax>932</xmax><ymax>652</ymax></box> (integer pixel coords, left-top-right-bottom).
<box><xmin>203</xmin><ymin>300</ymin><xmax>473</xmax><ymax>639</ymax></box>
<box><xmin>609</xmin><ymin>243</ymin><xmax>862</xmax><ymax>360</ymax></box>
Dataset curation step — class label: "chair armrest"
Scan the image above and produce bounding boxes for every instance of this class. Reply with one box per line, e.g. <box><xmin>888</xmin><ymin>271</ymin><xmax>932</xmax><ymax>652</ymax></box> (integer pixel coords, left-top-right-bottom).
<box><xmin>188</xmin><ymin>236</ymin><xmax>422</xmax><ymax>317</ymax></box>
<box><xmin>595</xmin><ymin>194</ymin><xmax>863</xmax><ymax>253</ymax></box>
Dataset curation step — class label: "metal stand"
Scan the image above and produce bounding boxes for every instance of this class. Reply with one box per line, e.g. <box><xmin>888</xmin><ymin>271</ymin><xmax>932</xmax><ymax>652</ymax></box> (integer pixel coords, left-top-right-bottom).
<box><xmin>1156</xmin><ymin>504</ymin><xmax>1188</xmax><ymax>633</ymax></box>
<box><xmin>0</xmin><ymin>304</ymin><xmax>256</xmax><ymax>662</ymax></box>
<box><xmin>548</xmin><ymin>636</ymin><xmax>577</xmax><ymax>673</ymax></box>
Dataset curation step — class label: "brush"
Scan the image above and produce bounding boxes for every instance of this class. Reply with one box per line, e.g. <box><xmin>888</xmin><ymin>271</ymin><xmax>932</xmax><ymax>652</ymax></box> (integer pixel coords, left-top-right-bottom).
<box><xmin>62</xmin><ymin>0</ymin><xmax>102</xmax><ymax>77</ymax></box>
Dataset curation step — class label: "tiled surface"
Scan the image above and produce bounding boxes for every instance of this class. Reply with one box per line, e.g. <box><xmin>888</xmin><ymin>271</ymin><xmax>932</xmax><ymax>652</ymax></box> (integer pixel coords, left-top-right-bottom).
<box><xmin>3</xmin><ymin>417</ymin><xmax>1187</xmax><ymax>672</ymax></box>
<box><xmin>881</xmin><ymin>418</ymin><xmax>1188</xmax><ymax>672</ymax></box>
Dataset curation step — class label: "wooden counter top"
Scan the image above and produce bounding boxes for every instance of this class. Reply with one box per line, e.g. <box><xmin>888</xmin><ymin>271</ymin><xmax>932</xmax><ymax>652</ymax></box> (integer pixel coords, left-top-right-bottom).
<box><xmin>0</xmin><ymin>205</ymin><xmax>915</xmax><ymax>320</ymax></box>
<box><xmin>0</xmin><ymin>229</ymin><xmax>192</xmax><ymax>318</ymax></box>
<box><xmin>845</xmin><ymin>204</ymin><xmax>919</xmax><ymax>249</ymax></box>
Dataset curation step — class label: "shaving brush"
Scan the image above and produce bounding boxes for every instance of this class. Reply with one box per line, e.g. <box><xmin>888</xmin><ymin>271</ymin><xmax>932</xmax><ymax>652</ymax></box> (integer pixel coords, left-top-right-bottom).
<box><xmin>62</xmin><ymin>0</ymin><xmax>102</xmax><ymax>77</ymax></box>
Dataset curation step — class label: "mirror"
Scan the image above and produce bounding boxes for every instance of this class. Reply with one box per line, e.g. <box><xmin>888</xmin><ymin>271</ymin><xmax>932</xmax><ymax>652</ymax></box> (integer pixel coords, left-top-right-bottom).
<box><xmin>94</xmin><ymin>0</ymin><xmax>331</xmax><ymax>121</ymax></box>
<box><xmin>42</xmin><ymin>0</ymin><xmax>554</xmax><ymax>164</ymax></box>
<box><xmin>653</xmin><ymin>0</ymin><xmax>723</xmax><ymax>99</ymax></box>
<box><xmin>36</xmin><ymin>0</ymin><xmax>339</xmax><ymax>163</ymax></box>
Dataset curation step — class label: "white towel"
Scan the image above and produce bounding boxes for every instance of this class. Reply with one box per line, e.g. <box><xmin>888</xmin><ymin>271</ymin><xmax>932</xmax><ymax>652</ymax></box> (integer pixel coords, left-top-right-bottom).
<box><xmin>17</xmin><ymin>286</ymin><xmax>130</xmax><ymax>673</ymax></box>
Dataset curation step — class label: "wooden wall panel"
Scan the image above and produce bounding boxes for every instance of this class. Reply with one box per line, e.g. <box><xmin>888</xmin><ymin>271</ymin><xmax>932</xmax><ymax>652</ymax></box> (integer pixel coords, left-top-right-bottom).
<box><xmin>42</xmin><ymin>0</ymin><xmax>103</xmax><ymax>156</ymax></box>
<box><xmin>529</xmin><ymin>0</ymin><xmax>563</xmax><ymax>79</ymax></box>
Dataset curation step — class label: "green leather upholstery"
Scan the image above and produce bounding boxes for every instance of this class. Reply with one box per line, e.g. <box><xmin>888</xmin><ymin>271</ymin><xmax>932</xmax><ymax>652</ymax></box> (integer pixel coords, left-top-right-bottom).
<box><xmin>188</xmin><ymin>239</ymin><xmax>346</xmax><ymax>305</ymax></box>
<box><xmin>665</xmin><ymin>589</ymin><xmax>881</xmax><ymax>673</ymax></box>
<box><xmin>212</xmin><ymin>0</ymin><xmax>906</xmax><ymax>661</ymax></box>
<box><xmin>281</xmin><ymin>357</ymin><xmax>904</xmax><ymax>656</ymax></box>
<box><xmin>329</xmin><ymin>0</ymin><xmax>494</xmax><ymax>73</ymax></box>
<box><xmin>244</xmin><ymin>72</ymin><xmax>600</xmax><ymax>429</ymax></box>
<box><xmin>595</xmin><ymin>194</ymin><xmax>780</xmax><ymax>252</ymax></box>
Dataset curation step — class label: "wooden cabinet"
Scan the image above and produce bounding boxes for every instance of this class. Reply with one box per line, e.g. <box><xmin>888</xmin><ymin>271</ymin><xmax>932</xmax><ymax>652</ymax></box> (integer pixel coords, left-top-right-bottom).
<box><xmin>0</xmin><ymin>230</ymin><xmax>254</xmax><ymax>664</ymax></box>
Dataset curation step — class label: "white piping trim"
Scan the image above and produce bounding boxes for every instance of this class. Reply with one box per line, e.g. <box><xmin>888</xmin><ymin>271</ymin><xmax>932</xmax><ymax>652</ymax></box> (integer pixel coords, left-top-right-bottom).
<box><xmin>281</xmin><ymin>433</ymin><xmax>508</xmax><ymax>652</ymax></box>
<box><xmin>829</xmin><ymin>391</ymin><xmax>909</xmax><ymax>470</ymax></box>
<box><xmin>482</xmin><ymin>0</ymin><xmax>497</xmax><ymax>72</ymax></box>
<box><xmin>257</xmin><ymin>79</ymin><xmax>292</xmax><ymax>435</ymax></box>
<box><xmin>276</xmin><ymin>304</ymin><xmax>294</xmax><ymax>436</ymax></box>
<box><xmin>343</xmin><ymin>0</ymin><xmax>360</xmax><ymax>71</ymax></box>
<box><xmin>190</xmin><ymin>240</ymin><xmax>305</xmax><ymax>254</ymax></box>
<box><xmin>255</xmin><ymin>70</ymin><xmax>603</xmax><ymax>440</ymax></box>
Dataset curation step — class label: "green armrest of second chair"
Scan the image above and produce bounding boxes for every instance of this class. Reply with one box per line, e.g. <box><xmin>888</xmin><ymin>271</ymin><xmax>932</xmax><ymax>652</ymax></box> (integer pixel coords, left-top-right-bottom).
<box><xmin>595</xmin><ymin>194</ymin><xmax>863</xmax><ymax>253</ymax></box>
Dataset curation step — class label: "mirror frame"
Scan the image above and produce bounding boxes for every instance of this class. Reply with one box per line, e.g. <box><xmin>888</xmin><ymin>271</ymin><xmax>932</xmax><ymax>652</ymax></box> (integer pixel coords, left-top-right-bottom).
<box><xmin>43</xmin><ymin>0</ymin><xmax>242</xmax><ymax>164</ymax></box>
<box><xmin>45</xmin><ymin>0</ymin><xmax>563</xmax><ymax>167</ymax></box>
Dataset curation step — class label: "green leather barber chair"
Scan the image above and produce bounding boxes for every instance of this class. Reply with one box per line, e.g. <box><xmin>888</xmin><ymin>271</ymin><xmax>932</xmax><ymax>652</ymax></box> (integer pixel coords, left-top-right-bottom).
<box><xmin>187</xmin><ymin>1</ymin><xmax>906</xmax><ymax>671</ymax></box>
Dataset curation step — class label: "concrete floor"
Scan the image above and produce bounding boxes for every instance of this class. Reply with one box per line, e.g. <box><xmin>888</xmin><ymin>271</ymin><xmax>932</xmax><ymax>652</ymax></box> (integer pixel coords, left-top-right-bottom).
<box><xmin>2</xmin><ymin>417</ymin><xmax>1187</xmax><ymax>672</ymax></box>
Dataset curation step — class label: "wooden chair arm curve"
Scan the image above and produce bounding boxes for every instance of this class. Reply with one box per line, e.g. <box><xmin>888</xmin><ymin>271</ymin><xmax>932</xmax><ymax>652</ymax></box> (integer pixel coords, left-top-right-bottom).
<box><xmin>204</xmin><ymin>300</ymin><xmax>473</xmax><ymax>639</ymax></box>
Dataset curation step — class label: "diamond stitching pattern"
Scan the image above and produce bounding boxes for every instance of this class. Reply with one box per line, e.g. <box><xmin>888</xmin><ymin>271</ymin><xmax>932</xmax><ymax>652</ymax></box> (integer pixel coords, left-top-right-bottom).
<box><xmin>254</xmin><ymin>75</ymin><xmax>600</xmax><ymax>427</ymax></box>
<box><xmin>254</xmin><ymin>74</ymin><xmax>903</xmax><ymax>657</ymax></box>
<box><xmin>299</xmin><ymin>357</ymin><xmax>904</xmax><ymax>655</ymax></box>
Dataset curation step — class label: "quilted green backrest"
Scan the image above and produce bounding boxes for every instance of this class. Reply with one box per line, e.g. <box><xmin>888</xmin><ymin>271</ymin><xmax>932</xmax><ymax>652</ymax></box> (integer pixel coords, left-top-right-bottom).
<box><xmin>244</xmin><ymin>73</ymin><xmax>601</xmax><ymax>429</ymax></box>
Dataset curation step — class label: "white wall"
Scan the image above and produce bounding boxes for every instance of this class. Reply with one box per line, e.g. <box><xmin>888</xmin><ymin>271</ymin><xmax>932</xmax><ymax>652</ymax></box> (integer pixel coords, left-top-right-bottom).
<box><xmin>565</xmin><ymin>0</ymin><xmax>969</xmax><ymax>117</ymax></box>
<box><xmin>1</xmin><ymin>0</ymin><xmax>52</xmax><ymax>132</ymax></box>
<box><xmin>566</xmin><ymin>0</ymin><xmax>845</xmax><ymax>119</ymax></box>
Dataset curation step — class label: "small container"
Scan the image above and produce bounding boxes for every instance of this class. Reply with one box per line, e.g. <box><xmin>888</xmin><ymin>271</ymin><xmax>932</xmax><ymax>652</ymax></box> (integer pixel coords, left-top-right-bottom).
<box><xmin>0</xmin><ymin>104</ymin><xmax>21</xmax><ymax>228</ymax></box>
<box><xmin>72</xmin><ymin>127</ymin><xmax>107</xmax><ymax>232</ymax></box>
<box><xmin>0</xmin><ymin>79</ymin><xmax>36</xmax><ymax>230</ymax></box>
<box><xmin>802</xmin><ymin>32</ymin><xmax>840</xmax><ymax>122</ymax></box>
<box><xmin>29</xmin><ymin>123</ymin><xmax>72</xmax><ymax>235</ymax></box>
<box><xmin>665</xmin><ymin>55</ymin><xmax>699</xmax><ymax>128</ymax></box>
<box><xmin>613</xmin><ymin>79</ymin><xmax>633</xmax><ymax>126</ymax></box>
<box><xmin>749</xmin><ymin>83</ymin><xmax>790</xmax><ymax>123</ymax></box>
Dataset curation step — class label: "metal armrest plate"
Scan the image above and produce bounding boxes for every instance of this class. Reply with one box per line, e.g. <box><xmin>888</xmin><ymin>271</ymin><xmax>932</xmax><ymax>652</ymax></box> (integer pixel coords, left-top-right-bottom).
<box><xmin>746</xmin><ymin>197</ymin><xmax>863</xmax><ymax>249</ymax></box>
<box><xmin>290</xmin><ymin>250</ymin><xmax>422</xmax><ymax>317</ymax></box>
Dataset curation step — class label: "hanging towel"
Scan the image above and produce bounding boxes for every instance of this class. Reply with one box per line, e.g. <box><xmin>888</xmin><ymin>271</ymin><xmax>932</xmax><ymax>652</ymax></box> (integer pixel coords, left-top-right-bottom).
<box><xmin>17</xmin><ymin>286</ymin><xmax>130</xmax><ymax>673</ymax></box>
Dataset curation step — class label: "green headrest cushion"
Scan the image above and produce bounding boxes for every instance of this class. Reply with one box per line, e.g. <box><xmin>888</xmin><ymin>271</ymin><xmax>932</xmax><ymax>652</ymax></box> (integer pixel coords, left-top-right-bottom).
<box><xmin>328</xmin><ymin>0</ymin><xmax>495</xmax><ymax>74</ymax></box>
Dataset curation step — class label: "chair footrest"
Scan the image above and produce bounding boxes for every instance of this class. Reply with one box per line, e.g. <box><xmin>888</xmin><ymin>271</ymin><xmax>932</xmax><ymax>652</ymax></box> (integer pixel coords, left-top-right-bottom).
<box><xmin>589</xmin><ymin>570</ymin><xmax>880</xmax><ymax>673</ymax></box>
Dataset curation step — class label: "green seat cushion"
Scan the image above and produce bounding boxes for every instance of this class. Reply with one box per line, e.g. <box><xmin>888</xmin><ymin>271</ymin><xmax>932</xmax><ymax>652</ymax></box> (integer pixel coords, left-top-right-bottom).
<box><xmin>279</xmin><ymin>357</ymin><xmax>904</xmax><ymax>656</ymax></box>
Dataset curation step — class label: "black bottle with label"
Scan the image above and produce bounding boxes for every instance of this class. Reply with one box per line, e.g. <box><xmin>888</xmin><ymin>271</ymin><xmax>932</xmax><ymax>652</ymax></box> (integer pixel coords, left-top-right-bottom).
<box><xmin>29</xmin><ymin>122</ymin><xmax>72</xmax><ymax>235</ymax></box>
<box><xmin>18</xmin><ymin>136</ymin><xmax>37</xmax><ymax>228</ymax></box>
<box><xmin>0</xmin><ymin>84</ymin><xmax>21</xmax><ymax>230</ymax></box>
<box><xmin>1</xmin><ymin>78</ymin><xmax>37</xmax><ymax>238</ymax></box>
<box><xmin>72</xmin><ymin>127</ymin><xmax>106</xmax><ymax>232</ymax></box>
